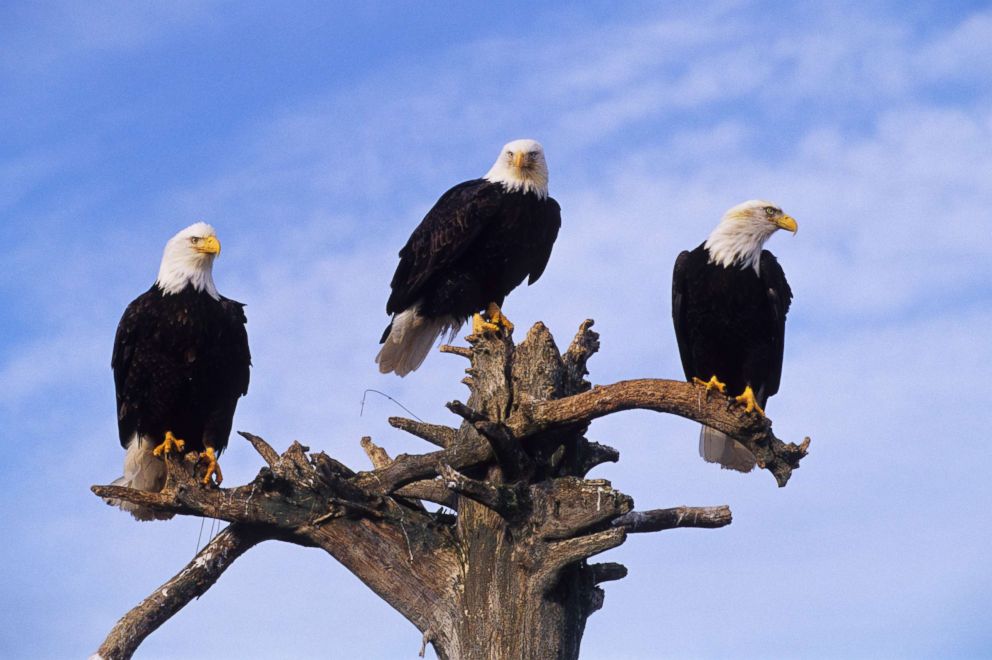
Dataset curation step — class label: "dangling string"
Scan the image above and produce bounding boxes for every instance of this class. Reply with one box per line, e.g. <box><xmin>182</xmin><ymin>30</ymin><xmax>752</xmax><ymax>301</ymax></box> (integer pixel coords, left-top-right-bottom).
<box><xmin>360</xmin><ymin>389</ymin><xmax>423</xmax><ymax>421</ymax></box>
<box><xmin>195</xmin><ymin>516</ymin><xmax>206</xmax><ymax>555</ymax></box>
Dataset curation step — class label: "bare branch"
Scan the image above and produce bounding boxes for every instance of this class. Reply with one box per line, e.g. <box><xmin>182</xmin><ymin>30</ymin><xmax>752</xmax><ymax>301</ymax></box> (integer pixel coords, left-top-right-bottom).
<box><xmin>440</xmin><ymin>344</ymin><xmax>473</xmax><ymax>359</ymax></box>
<box><xmin>446</xmin><ymin>402</ymin><xmax>532</xmax><ymax>479</ymax></box>
<box><xmin>578</xmin><ymin>440</ymin><xmax>620</xmax><ymax>477</ymax></box>
<box><xmin>562</xmin><ymin>319</ymin><xmax>599</xmax><ymax>391</ymax></box>
<box><xmin>612</xmin><ymin>506</ymin><xmax>732</xmax><ymax>533</ymax></box>
<box><xmin>396</xmin><ymin>479</ymin><xmax>458</xmax><ymax>509</ymax></box>
<box><xmin>92</xmin><ymin>484</ymin><xmax>180</xmax><ymax>511</ymax></box>
<box><xmin>532</xmin><ymin>478</ymin><xmax>632</xmax><ymax>541</ymax></box>
<box><xmin>94</xmin><ymin>524</ymin><xmax>270</xmax><ymax>660</ymax></box>
<box><xmin>353</xmin><ymin>435</ymin><xmax>493</xmax><ymax>494</ymax></box>
<box><xmin>510</xmin><ymin>378</ymin><xmax>809</xmax><ymax>486</ymax></box>
<box><xmin>310</xmin><ymin>451</ymin><xmax>357</xmax><ymax>481</ymax></box>
<box><xmin>238</xmin><ymin>431</ymin><xmax>279</xmax><ymax>467</ymax></box>
<box><xmin>445</xmin><ymin>400</ymin><xmax>486</xmax><ymax>424</ymax></box>
<box><xmin>419</xmin><ymin>628</ymin><xmax>434</xmax><ymax>658</ymax></box>
<box><xmin>388</xmin><ymin>416</ymin><xmax>457</xmax><ymax>448</ymax></box>
<box><xmin>357</xmin><ymin>438</ymin><xmax>449</xmax><ymax>504</ymax></box>
<box><xmin>589</xmin><ymin>562</ymin><xmax>627</xmax><ymax>585</ymax></box>
<box><xmin>312</xmin><ymin>497</ymin><xmax>386</xmax><ymax>524</ymax></box>
<box><xmin>438</xmin><ymin>464</ymin><xmax>525</xmax><ymax>517</ymax></box>
<box><xmin>96</xmin><ymin>442</ymin><xmax>362</xmax><ymax>529</ymax></box>
<box><xmin>359</xmin><ymin>437</ymin><xmax>435</xmax><ymax>511</ymax></box>
<box><xmin>547</xmin><ymin>528</ymin><xmax>627</xmax><ymax>569</ymax></box>
<box><xmin>91</xmin><ymin>479</ymin><xmax>316</xmax><ymax>528</ymax></box>
<box><xmin>361</xmin><ymin>436</ymin><xmax>393</xmax><ymax>469</ymax></box>
<box><xmin>277</xmin><ymin>441</ymin><xmax>316</xmax><ymax>480</ymax></box>
<box><xmin>534</xmin><ymin>528</ymin><xmax>627</xmax><ymax>593</ymax></box>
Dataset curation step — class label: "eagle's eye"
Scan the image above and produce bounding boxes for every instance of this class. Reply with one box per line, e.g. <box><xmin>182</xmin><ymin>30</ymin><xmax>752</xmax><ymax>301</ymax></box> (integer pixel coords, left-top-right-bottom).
<box><xmin>506</xmin><ymin>151</ymin><xmax>514</xmax><ymax>159</ymax></box>
<box><xmin>190</xmin><ymin>237</ymin><xmax>201</xmax><ymax>244</ymax></box>
<box><xmin>763</xmin><ymin>206</ymin><xmax>776</xmax><ymax>217</ymax></box>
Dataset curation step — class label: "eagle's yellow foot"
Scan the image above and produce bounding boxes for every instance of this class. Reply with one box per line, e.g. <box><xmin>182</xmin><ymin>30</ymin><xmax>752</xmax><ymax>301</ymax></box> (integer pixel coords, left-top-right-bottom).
<box><xmin>152</xmin><ymin>431</ymin><xmax>185</xmax><ymax>458</ymax></box>
<box><xmin>734</xmin><ymin>386</ymin><xmax>766</xmax><ymax>417</ymax></box>
<box><xmin>199</xmin><ymin>446</ymin><xmax>223</xmax><ymax>486</ymax></box>
<box><xmin>471</xmin><ymin>312</ymin><xmax>500</xmax><ymax>335</ymax></box>
<box><xmin>692</xmin><ymin>375</ymin><xmax>727</xmax><ymax>395</ymax></box>
<box><xmin>485</xmin><ymin>302</ymin><xmax>514</xmax><ymax>334</ymax></box>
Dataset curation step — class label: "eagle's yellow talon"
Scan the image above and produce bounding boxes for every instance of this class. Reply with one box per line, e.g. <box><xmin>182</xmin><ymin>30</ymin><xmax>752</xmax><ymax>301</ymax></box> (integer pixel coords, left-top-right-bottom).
<box><xmin>692</xmin><ymin>375</ymin><xmax>727</xmax><ymax>394</ymax></box>
<box><xmin>734</xmin><ymin>386</ymin><xmax>765</xmax><ymax>417</ymax></box>
<box><xmin>200</xmin><ymin>446</ymin><xmax>223</xmax><ymax>486</ymax></box>
<box><xmin>471</xmin><ymin>312</ymin><xmax>501</xmax><ymax>335</ymax></box>
<box><xmin>470</xmin><ymin>303</ymin><xmax>515</xmax><ymax>336</ymax></box>
<box><xmin>485</xmin><ymin>302</ymin><xmax>514</xmax><ymax>333</ymax></box>
<box><xmin>152</xmin><ymin>431</ymin><xmax>185</xmax><ymax>457</ymax></box>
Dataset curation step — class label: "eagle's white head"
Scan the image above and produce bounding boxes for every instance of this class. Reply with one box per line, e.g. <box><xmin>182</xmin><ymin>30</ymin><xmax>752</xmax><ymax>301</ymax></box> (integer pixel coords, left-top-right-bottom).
<box><xmin>155</xmin><ymin>222</ymin><xmax>222</xmax><ymax>299</ymax></box>
<box><xmin>704</xmin><ymin>200</ymin><xmax>798</xmax><ymax>274</ymax></box>
<box><xmin>483</xmin><ymin>139</ymin><xmax>549</xmax><ymax>199</ymax></box>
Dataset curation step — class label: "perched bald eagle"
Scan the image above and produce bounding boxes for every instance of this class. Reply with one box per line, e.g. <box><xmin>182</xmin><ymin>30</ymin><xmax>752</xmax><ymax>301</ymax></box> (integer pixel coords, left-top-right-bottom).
<box><xmin>107</xmin><ymin>223</ymin><xmax>250</xmax><ymax>520</ymax></box>
<box><xmin>672</xmin><ymin>200</ymin><xmax>796</xmax><ymax>472</ymax></box>
<box><xmin>376</xmin><ymin>139</ymin><xmax>561</xmax><ymax>376</ymax></box>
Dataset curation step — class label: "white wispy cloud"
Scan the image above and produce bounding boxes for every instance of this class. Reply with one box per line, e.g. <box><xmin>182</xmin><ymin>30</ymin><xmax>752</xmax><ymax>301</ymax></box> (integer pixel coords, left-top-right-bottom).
<box><xmin>0</xmin><ymin>1</ymin><xmax>214</xmax><ymax>74</ymax></box>
<box><xmin>918</xmin><ymin>8</ymin><xmax>992</xmax><ymax>80</ymax></box>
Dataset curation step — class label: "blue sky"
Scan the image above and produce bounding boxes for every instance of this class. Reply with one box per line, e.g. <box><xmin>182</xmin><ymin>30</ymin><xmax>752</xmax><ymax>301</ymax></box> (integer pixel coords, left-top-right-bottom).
<box><xmin>2</xmin><ymin>1</ymin><xmax>991</xmax><ymax>658</ymax></box>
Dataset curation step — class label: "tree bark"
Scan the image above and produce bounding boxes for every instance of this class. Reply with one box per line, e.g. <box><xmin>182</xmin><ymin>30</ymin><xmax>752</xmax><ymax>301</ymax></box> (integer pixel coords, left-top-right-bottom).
<box><xmin>91</xmin><ymin>320</ymin><xmax>808</xmax><ymax>659</ymax></box>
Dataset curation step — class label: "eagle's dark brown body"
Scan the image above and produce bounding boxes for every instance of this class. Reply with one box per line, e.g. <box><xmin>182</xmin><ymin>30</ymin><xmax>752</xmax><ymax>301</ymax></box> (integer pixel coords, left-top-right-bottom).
<box><xmin>382</xmin><ymin>178</ymin><xmax>560</xmax><ymax>338</ymax></box>
<box><xmin>672</xmin><ymin>243</ymin><xmax>792</xmax><ymax>407</ymax></box>
<box><xmin>112</xmin><ymin>283</ymin><xmax>251</xmax><ymax>454</ymax></box>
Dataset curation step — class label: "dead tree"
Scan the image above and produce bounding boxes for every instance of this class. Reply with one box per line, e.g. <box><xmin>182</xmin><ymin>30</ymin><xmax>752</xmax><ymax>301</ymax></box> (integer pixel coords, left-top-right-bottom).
<box><xmin>91</xmin><ymin>320</ymin><xmax>809</xmax><ymax>659</ymax></box>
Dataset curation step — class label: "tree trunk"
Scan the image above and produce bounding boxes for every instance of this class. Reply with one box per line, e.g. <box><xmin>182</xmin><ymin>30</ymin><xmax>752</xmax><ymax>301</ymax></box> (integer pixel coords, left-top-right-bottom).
<box><xmin>438</xmin><ymin>323</ymin><xmax>622</xmax><ymax>659</ymax></box>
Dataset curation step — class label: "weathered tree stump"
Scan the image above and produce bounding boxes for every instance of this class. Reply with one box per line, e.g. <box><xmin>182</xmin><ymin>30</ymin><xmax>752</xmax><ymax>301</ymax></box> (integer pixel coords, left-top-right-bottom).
<box><xmin>91</xmin><ymin>320</ymin><xmax>809</xmax><ymax>659</ymax></box>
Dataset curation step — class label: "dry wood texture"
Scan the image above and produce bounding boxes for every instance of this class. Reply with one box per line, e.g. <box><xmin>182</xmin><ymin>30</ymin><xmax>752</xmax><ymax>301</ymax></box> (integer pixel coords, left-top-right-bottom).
<box><xmin>91</xmin><ymin>320</ymin><xmax>809</xmax><ymax>659</ymax></box>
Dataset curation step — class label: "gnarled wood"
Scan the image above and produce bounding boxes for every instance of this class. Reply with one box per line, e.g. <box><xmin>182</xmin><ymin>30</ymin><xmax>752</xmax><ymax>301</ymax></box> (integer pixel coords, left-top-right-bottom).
<box><xmin>509</xmin><ymin>379</ymin><xmax>808</xmax><ymax>486</ymax></box>
<box><xmin>613</xmin><ymin>506</ymin><xmax>733</xmax><ymax>533</ymax></box>
<box><xmin>388</xmin><ymin>416</ymin><xmax>458</xmax><ymax>448</ymax></box>
<box><xmin>92</xmin><ymin>319</ymin><xmax>809</xmax><ymax>659</ymax></box>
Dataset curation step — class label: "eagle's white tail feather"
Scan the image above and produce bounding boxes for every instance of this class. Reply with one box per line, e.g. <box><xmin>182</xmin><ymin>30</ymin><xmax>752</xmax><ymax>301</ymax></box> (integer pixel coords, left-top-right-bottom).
<box><xmin>376</xmin><ymin>307</ymin><xmax>462</xmax><ymax>377</ymax></box>
<box><xmin>699</xmin><ymin>426</ymin><xmax>756</xmax><ymax>473</ymax></box>
<box><xmin>105</xmin><ymin>435</ymin><xmax>174</xmax><ymax>521</ymax></box>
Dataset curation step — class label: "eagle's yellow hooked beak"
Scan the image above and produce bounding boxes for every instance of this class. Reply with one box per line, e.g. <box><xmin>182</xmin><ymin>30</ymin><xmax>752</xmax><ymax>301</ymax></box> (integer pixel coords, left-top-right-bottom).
<box><xmin>197</xmin><ymin>235</ymin><xmax>221</xmax><ymax>255</ymax></box>
<box><xmin>775</xmin><ymin>215</ymin><xmax>798</xmax><ymax>234</ymax></box>
<box><xmin>513</xmin><ymin>152</ymin><xmax>526</xmax><ymax>169</ymax></box>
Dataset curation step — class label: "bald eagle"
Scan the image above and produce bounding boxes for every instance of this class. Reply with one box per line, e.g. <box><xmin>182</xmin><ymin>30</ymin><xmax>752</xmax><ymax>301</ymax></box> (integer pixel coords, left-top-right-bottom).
<box><xmin>672</xmin><ymin>200</ymin><xmax>796</xmax><ymax>472</ymax></box>
<box><xmin>376</xmin><ymin>139</ymin><xmax>561</xmax><ymax>376</ymax></box>
<box><xmin>107</xmin><ymin>223</ymin><xmax>250</xmax><ymax>520</ymax></box>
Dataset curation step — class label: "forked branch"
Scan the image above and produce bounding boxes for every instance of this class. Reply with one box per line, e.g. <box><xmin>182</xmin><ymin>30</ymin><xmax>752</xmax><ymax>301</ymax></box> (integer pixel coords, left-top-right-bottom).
<box><xmin>534</xmin><ymin>528</ymin><xmax>627</xmax><ymax>593</ymax></box>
